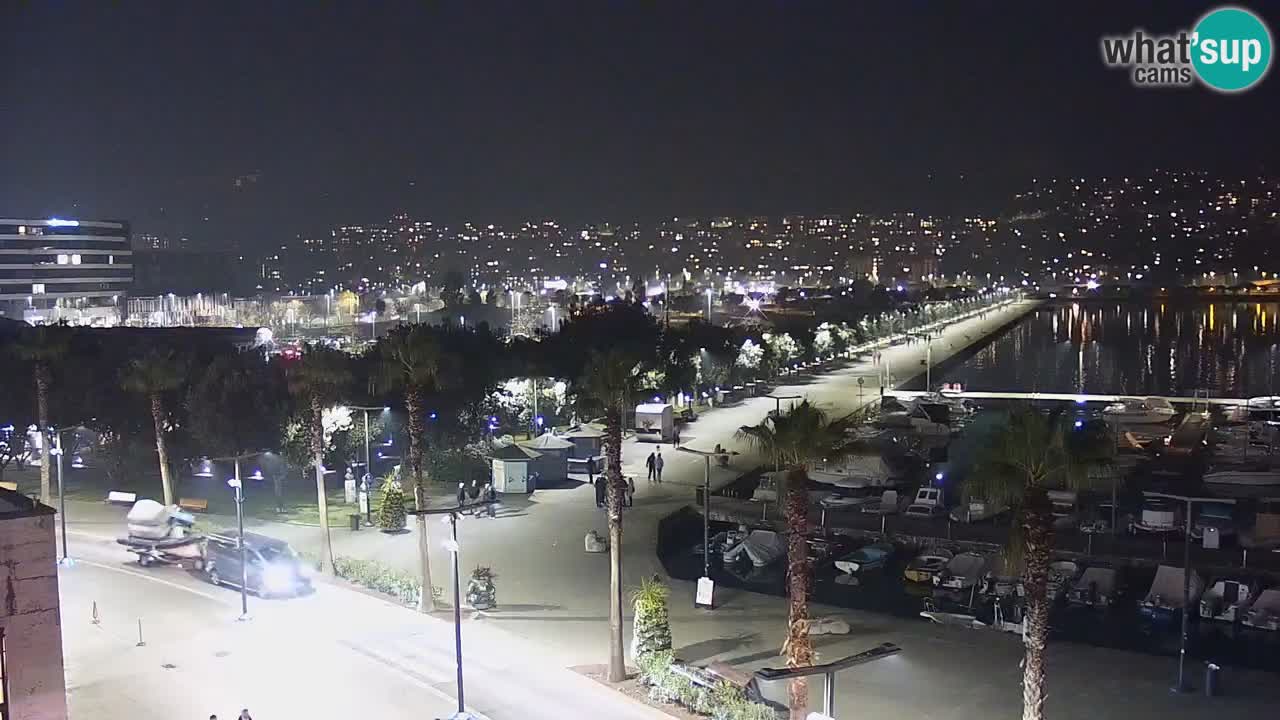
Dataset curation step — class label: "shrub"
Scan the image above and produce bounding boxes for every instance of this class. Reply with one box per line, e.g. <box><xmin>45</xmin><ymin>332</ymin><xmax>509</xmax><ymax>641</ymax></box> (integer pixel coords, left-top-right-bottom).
<box><xmin>637</xmin><ymin>651</ymin><xmax>777</xmax><ymax>720</ymax></box>
<box><xmin>331</xmin><ymin>555</ymin><xmax>440</xmax><ymax>606</ymax></box>
<box><xmin>630</xmin><ymin>575</ymin><xmax>673</xmax><ymax>659</ymax></box>
<box><xmin>377</xmin><ymin>475</ymin><xmax>407</xmax><ymax>530</ymax></box>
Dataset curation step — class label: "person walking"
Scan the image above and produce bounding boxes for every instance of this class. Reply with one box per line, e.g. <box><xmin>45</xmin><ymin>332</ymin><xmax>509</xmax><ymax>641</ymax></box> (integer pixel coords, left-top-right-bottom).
<box><xmin>673</xmin><ymin>426</ymin><xmax>681</xmax><ymax>447</ymax></box>
<box><xmin>645</xmin><ymin>451</ymin><xmax>656</xmax><ymax>483</ymax></box>
<box><xmin>626</xmin><ymin>475</ymin><xmax>636</xmax><ymax>507</ymax></box>
<box><xmin>654</xmin><ymin>449</ymin><xmax>664</xmax><ymax>484</ymax></box>
<box><xmin>239</xmin><ymin>711</ymin><xmax>253</xmax><ymax>720</ymax></box>
<box><xmin>594</xmin><ymin>475</ymin><xmax>606</xmax><ymax>508</ymax></box>
<box><xmin>484</xmin><ymin>483</ymin><xmax>497</xmax><ymax>518</ymax></box>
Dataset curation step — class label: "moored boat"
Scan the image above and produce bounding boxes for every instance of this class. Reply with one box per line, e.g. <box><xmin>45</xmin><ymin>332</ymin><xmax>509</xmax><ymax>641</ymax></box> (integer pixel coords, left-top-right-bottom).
<box><xmin>903</xmin><ymin>547</ymin><xmax>953</xmax><ymax>584</ymax></box>
<box><xmin>1244</xmin><ymin>588</ymin><xmax>1280</xmax><ymax>631</ymax></box>
<box><xmin>1139</xmin><ymin>564</ymin><xmax>1204</xmax><ymax>623</ymax></box>
<box><xmin>1068</xmin><ymin>567</ymin><xmax>1118</xmax><ymax>609</ymax></box>
<box><xmin>1200</xmin><ymin>579</ymin><xmax>1255</xmax><ymax>623</ymax></box>
<box><xmin>1103</xmin><ymin>397</ymin><xmax>1176</xmax><ymax>425</ymax></box>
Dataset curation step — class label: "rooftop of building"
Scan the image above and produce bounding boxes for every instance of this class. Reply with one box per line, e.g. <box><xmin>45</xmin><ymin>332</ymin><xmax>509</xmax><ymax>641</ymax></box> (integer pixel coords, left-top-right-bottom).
<box><xmin>0</xmin><ymin>487</ymin><xmax>57</xmax><ymax>519</ymax></box>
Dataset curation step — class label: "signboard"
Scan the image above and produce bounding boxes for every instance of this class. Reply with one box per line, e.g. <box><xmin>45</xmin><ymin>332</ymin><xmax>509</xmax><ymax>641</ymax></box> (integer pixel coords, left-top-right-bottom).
<box><xmin>695</xmin><ymin>576</ymin><xmax>715</xmax><ymax>609</ymax></box>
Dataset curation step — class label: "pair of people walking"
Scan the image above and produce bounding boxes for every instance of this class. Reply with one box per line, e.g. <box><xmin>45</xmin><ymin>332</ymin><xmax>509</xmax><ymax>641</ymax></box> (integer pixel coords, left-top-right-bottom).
<box><xmin>645</xmin><ymin>449</ymin><xmax>664</xmax><ymax>484</ymax></box>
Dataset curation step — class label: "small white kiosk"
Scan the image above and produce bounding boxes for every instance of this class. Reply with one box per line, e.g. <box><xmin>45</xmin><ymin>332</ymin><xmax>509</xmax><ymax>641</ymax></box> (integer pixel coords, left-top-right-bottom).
<box><xmin>635</xmin><ymin>403</ymin><xmax>674</xmax><ymax>443</ymax></box>
<box><xmin>489</xmin><ymin>444</ymin><xmax>542</xmax><ymax>494</ymax></box>
<box><xmin>562</xmin><ymin>424</ymin><xmax>606</xmax><ymax>458</ymax></box>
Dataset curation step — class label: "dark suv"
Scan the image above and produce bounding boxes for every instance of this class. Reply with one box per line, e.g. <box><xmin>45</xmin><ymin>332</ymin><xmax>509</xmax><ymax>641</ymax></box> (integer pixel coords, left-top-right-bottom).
<box><xmin>205</xmin><ymin>531</ymin><xmax>312</xmax><ymax>597</ymax></box>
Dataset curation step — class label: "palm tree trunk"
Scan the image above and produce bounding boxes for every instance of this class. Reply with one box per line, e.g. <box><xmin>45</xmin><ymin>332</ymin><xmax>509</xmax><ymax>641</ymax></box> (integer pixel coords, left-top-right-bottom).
<box><xmin>1020</xmin><ymin>487</ymin><xmax>1054</xmax><ymax>720</ymax></box>
<box><xmin>36</xmin><ymin>365</ymin><xmax>51</xmax><ymax>506</ymax></box>
<box><xmin>605</xmin><ymin>399</ymin><xmax>626</xmax><ymax>683</ymax></box>
<box><xmin>405</xmin><ymin>387</ymin><xmax>435</xmax><ymax>612</ymax></box>
<box><xmin>312</xmin><ymin>396</ymin><xmax>335</xmax><ymax>574</ymax></box>
<box><xmin>783</xmin><ymin>468</ymin><xmax>814</xmax><ymax>719</ymax></box>
<box><xmin>150</xmin><ymin>394</ymin><xmax>175</xmax><ymax>506</ymax></box>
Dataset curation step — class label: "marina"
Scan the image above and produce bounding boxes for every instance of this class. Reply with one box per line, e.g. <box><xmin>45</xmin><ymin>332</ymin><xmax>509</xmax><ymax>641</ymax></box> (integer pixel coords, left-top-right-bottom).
<box><xmin>661</xmin><ymin>298</ymin><xmax>1280</xmax><ymax>675</ymax></box>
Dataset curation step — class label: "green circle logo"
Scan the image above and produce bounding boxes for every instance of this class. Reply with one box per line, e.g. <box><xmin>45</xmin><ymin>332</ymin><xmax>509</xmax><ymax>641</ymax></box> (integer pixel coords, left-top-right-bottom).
<box><xmin>1191</xmin><ymin>6</ymin><xmax>1272</xmax><ymax>92</ymax></box>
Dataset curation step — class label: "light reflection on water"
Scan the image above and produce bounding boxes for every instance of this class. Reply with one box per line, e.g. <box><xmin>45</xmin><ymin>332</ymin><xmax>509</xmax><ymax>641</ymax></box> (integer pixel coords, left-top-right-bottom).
<box><xmin>940</xmin><ymin>301</ymin><xmax>1280</xmax><ymax>397</ymax></box>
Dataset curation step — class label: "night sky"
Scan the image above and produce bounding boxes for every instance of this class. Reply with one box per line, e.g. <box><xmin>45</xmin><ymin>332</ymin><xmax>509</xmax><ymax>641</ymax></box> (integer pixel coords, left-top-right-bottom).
<box><xmin>2</xmin><ymin>2</ymin><xmax>1277</xmax><ymax>249</ymax></box>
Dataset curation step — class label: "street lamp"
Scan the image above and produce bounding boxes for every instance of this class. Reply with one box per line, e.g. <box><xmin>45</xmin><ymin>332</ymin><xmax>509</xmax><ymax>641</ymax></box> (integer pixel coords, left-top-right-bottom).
<box><xmin>349</xmin><ymin>405</ymin><xmax>391</xmax><ymax>523</ymax></box>
<box><xmin>409</xmin><ymin>496</ymin><xmax>486</xmax><ymax>718</ymax></box>
<box><xmin>764</xmin><ymin>394</ymin><xmax>802</xmax><ymax>471</ymax></box>
<box><xmin>677</xmin><ymin>445</ymin><xmax>737</xmax><ymax>609</ymax></box>
<box><xmin>211</xmin><ymin>450</ymin><xmax>269</xmax><ymax>621</ymax></box>
<box><xmin>48</xmin><ymin>424</ymin><xmax>81</xmax><ymax>566</ymax></box>
<box><xmin>705</xmin><ymin>288</ymin><xmax>713</xmax><ymax>323</ymax></box>
<box><xmin>1143</xmin><ymin>491</ymin><xmax>1236</xmax><ymax>693</ymax></box>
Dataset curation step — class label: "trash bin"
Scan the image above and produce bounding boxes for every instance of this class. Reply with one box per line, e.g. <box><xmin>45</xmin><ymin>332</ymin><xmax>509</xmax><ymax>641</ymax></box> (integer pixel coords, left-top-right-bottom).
<box><xmin>1205</xmin><ymin>663</ymin><xmax>1221</xmax><ymax>697</ymax></box>
<box><xmin>349</xmin><ymin>514</ymin><xmax>361</xmax><ymax>531</ymax></box>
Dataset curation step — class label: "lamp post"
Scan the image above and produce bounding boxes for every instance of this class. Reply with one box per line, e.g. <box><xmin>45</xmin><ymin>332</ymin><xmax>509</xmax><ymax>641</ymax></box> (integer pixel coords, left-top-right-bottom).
<box><xmin>764</xmin><ymin>394</ymin><xmax>802</xmax><ymax>471</ymax></box>
<box><xmin>211</xmin><ymin>451</ymin><xmax>268</xmax><ymax>621</ymax></box>
<box><xmin>48</xmin><ymin>425</ymin><xmax>80</xmax><ymax>566</ymax></box>
<box><xmin>409</xmin><ymin>498</ymin><xmax>484</xmax><ymax>718</ymax></box>
<box><xmin>705</xmin><ymin>288</ymin><xmax>713</xmax><ymax>323</ymax></box>
<box><xmin>1144</xmin><ymin>491</ymin><xmax>1236</xmax><ymax>693</ymax></box>
<box><xmin>677</xmin><ymin>445</ymin><xmax>738</xmax><ymax>609</ymax></box>
<box><xmin>349</xmin><ymin>405</ymin><xmax>391</xmax><ymax>524</ymax></box>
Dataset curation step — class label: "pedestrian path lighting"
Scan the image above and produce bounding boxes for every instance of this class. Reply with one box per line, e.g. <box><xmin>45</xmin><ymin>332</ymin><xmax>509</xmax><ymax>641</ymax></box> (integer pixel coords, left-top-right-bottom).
<box><xmin>348</xmin><ymin>405</ymin><xmax>392</xmax><ymax>523</ymax></box>
<box><xmin>48</xmin><ymin>425</ymin><xmax>79</xmax><ymax>566</ymax></box>
<box><xmin>226</xmin><ymin>472</ymin><xmax>249</xmax><ymax>621</ymax></box>
<box><xmin>1144</xmin><ymin>491</ymin><xmax>1236</xmax><ymax>694</ymax></box>
<box><xmin>212</xmin><ymin>450</ymin><xmax>270</xmax><ymax>621</ymax></box>
<box><xmin>677</xmin><ymin>445</ymin><xmax>738</xmax><ymax>609</ymax></box>
<box><xmin>413</xmin><ymin>498</ymin><xmax>485</xmax><ymax>719</ymax></box>
<box><xmin>755</xmin><ymin>642</ymin><xmax>901</xmax><ymax>718</ymax></box>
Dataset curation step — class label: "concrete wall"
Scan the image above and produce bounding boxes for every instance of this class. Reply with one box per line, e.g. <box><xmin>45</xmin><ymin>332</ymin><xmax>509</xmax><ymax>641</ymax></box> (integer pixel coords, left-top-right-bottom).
<box><xmin>0</xmin><ymin>513</ymin><xmax>67</xmax><ymax>720</ymax></box>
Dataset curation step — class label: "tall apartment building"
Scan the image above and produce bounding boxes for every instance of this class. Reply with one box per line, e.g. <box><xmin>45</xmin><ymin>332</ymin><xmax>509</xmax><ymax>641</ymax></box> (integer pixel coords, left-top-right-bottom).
<box><xmin>0</xmin><ymin>218</ymin><xmax>132</xmax><ymax>324</ymax></box>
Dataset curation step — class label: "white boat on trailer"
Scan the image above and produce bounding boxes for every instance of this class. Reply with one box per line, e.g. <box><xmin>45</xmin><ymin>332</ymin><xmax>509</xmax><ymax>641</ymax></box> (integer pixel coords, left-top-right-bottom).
<box><xmin>1068</xmin><ymin>567</ymin><xmax>1119</xmax><ymax>609</ymax></box>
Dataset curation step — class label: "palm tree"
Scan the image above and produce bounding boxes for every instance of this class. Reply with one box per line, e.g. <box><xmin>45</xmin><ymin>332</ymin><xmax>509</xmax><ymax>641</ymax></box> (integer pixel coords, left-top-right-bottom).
<box><xmin>377</xmin><ymin>325</ymin><xmax>453</xmax><ymax>613</ymax></box>
<box><xmin>287</xmin><ymin>345</ymin><xmax>352</xmax><ymax>575</ymax></box>
<box><xmin>967</xmin><ymin>406</ymin><xmax>1109</xmax><ymax>720</ymax></box>
<box><xmin>11</xmin><ymin>324</ymin><xmax>73</xmax><ymax>505</ymax></box>
<box><xmin>581</xmin><ymin>348</ymin><xmax>643</xmax><ymax>683</ymax></box>
<box><xmin>121</xmin><ymin>348</ymin><xmax>187</xmax><ymax>506</ymax></box>
<box><xmin>737</xmin><ymin>400</ymin><xmax>857</xmax><ymax>720</ymax></box>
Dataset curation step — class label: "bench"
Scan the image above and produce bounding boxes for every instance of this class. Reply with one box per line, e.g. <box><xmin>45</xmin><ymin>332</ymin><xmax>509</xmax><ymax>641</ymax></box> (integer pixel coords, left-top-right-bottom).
<box><xmin>0</xmin><ymin>481</ymin><xmax>17</xmax><ymax>492</ymax></box>
<box><xmin>178</xmin><ymin>497</ymin><xmax>209</xmax><ymax>512</ymax></box>
<box><xmin>106</xmin><ymin>490</ymin><xmax>137</xmax><ymax>505</ymax></box>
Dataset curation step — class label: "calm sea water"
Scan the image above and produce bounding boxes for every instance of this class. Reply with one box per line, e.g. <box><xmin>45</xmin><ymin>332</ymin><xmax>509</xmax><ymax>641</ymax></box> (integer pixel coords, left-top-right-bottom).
<box><xmin>939</xmin><ymin>301</ymin><xmax>1280</xmax><ymax>398</ymax></box>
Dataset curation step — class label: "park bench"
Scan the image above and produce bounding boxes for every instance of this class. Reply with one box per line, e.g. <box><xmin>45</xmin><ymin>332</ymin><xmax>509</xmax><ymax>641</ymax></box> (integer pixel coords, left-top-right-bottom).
<box><xmin>178</xmin><ymin>497</ymin><xmax>209</xmax><ymax>512</ymax></box>
<box><xmin>106</xmin><ymin>490</ymin><xmax>137</xmax><ymax>505</ymax></box>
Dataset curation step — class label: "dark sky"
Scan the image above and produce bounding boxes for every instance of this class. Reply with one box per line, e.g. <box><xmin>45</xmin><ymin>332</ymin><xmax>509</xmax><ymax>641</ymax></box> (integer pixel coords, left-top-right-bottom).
<box><xmin>2</xmin><ymin>1</ymin><xmax>1277</xmax><ymax>249</ymax></box>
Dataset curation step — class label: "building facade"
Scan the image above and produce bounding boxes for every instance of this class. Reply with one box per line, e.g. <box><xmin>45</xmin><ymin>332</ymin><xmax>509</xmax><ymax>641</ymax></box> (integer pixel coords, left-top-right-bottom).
<box><xmin>0</xmin><ymin>488</ymin><xmax>66</xmax><ymax>720</ymax></box>
<box><xmin>0</xmin><ymin>218</ymin><xmax>133</xmax><ymax>324</ymax></box>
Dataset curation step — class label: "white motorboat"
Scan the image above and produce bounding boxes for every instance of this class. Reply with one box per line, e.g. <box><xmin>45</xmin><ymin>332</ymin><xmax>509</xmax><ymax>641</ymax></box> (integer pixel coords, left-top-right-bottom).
<box><xmin>1048</xmin><ymin>490</ymin><xmax>1079</xmax><ymax>529</ymax></box>
<box><xmin>1130</xmin><ymin>498</ymin><xmax>1181</xmax><ymax>534</ymax></box>
<box><xmin>1139</xmin><ymin>565</ymin><xmax>1204</xmax><ymax>623</ymax></box>
<box><xmin>1068</xmin><ymin>567</ymin><xmax>1119</xmax><ymax>609</ymax></box>
<box><xmin>903</xmin><ymin>547</ymin><xmax>953</xmax><ymax>584</ymax></box>
<box><xmin>1046</xmin><ymin>560</ymin><xmax>1082</xmax><ymax>602</ymax></box>
<box><xmin>934</xmin><ymin>552</ymin><xmax>991</xmax><ymax>591</ymax></box>
<box><xmin>722</xmin><ymin>530</ymin><xmax>786</xmax><ymax>568</ymax></box>
<box><xmin>1203</xmin><ymin>464</ymin><xmax>1280</xmax><ymax>487</ymax></box>
<box><xmin>1200</xmin><ymin>579</ymin><xmax>1256</xmax><ymax>623</ymax></box>
<box><xmin>1103</xmin><ymin>397</ymin><xmax>1177</xmax><ymax>425</ymax></box>
<box><xmin>1247</xmin><ymin>396</ymin><xmax>1280</xmax><ymax>411</ymax></box>
<box><xmin>1243</xmin><ymin>589</ymin><xmax>1280</xmax><ymax>631</ymax></box>
<box><xmin>904</xmin><ymin>487</ymin><xmax>947</xmax><ymax>519</ymax></box>
<box><xmin>810</xmin><ymin>455</ymin><xmax>894</xmax><ymax>490</ymax></box>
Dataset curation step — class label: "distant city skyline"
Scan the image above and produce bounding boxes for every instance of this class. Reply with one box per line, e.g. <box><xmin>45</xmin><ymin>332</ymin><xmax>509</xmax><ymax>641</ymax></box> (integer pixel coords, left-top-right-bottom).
<box><xmin>4</xmin><ymin>3</ymin><xmax>1278</xmax><ymax>251</ymax></box>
